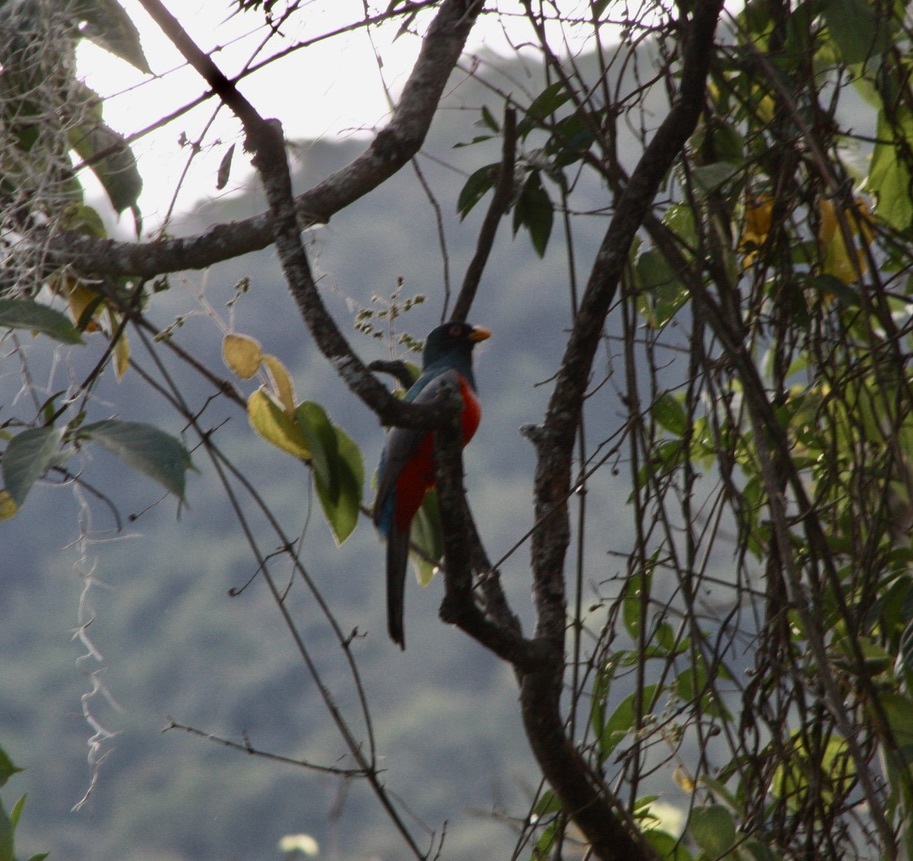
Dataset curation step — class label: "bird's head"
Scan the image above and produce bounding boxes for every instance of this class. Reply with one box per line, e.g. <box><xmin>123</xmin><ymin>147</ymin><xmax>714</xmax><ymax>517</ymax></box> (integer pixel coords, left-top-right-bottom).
<box><xmin>422</xmin><ymin>322</ymin><xmax>491</xmax><ymax>370</ymax></box>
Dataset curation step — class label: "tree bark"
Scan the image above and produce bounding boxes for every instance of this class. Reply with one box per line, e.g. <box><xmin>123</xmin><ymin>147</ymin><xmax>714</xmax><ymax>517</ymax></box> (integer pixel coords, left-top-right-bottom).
<box><xmin>77</xmin><ymin>2</ymin><xmax>725</xmax><ymax>858</ymax></box>
<box><xmin>40</xmin><ymin>0</ymin><xmax>485</xmax><ymax>280</ymax></box>
<box><xmin>520</xmin><ymin>2</ymin><xmax>725</xmax><ymax>858</ymax></box>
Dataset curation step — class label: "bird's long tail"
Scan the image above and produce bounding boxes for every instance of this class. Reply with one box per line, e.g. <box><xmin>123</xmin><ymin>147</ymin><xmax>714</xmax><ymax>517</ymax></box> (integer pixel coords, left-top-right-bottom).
<box><xmin>386</xmin><ymin>527</ymin><xmax>410</xmax><ymax>649</ymax></box>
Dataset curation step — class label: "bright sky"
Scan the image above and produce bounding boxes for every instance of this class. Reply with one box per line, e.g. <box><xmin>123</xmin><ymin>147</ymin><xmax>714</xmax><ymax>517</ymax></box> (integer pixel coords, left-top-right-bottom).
<box><xmin>76</xmin><ymin>1</ymin><xmax>573</xmax><ymax>233</ymax></box>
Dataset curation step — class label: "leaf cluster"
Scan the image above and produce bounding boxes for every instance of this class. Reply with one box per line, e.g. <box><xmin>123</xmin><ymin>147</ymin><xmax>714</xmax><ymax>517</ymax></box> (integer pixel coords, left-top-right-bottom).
<box><xmin>9</xmin><ymin>1</ymin><xmax>913</xmax><ymax>860</ymax></box>
<box><xmin>0</xmin><ymin>744</ymin><xmax>46</xmax><ymax>861</ymax></box>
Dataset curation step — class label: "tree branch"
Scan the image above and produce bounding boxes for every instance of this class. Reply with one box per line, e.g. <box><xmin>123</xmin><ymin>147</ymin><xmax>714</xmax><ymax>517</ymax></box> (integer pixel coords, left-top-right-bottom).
<box><xmin>532</xmin><ymin>0</ymin><xmax>724</xmax><ymax>643</ymax></box>
<box><xmin>39</xmin><ymin>0</ymin><xmax>485</xmax><ymax>280</ymax></box>
<box><xmin>450</xmin><ymin>106</ymin><xmax>517</xmax><ymax>322</ymax></box>
<box><xmin>519</xmin><ymin>2</ymin><xmax>724</xmax><ymax>858</ymax></box>
<box><xmin>519</xmin><ymin>665</ymin><xmax>660</xmax><ymax>861</ymax></box>
<box><xmin>432</xmin><ymin>384</ymin><xmax>548</xmax><ymax>672</ymax></box>
<box><xmin>130</xmin><ymin>0</ymin><xmax>488</xmax><ymax>435</ymax></box>
<box><xmin>136</xmin><ymin>6</ymin><xmax>488</xmax><ymax>859</ymax></box>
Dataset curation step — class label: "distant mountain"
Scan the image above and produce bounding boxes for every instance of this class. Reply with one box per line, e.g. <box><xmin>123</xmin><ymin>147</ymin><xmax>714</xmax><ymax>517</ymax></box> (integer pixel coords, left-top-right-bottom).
<box><xmin>1</xmin><ymin>44</ymin><xmax>649</xmax><ymax>861</ymax></box>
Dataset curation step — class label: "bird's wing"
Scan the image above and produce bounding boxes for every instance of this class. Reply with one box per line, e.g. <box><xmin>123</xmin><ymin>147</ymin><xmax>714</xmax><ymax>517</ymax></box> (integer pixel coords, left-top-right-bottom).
<box><xmin>373</xmin><ymin>367</ymin><xmax>462</xmax><ymax>530</ymax></box>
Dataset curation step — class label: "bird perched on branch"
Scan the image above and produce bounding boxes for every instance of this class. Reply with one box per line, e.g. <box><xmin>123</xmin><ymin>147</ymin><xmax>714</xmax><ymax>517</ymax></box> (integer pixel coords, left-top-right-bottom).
<box><xmin>373</xmin><ymin>321</ymin><xmax>491</xmax><ymax>649</ymax></box>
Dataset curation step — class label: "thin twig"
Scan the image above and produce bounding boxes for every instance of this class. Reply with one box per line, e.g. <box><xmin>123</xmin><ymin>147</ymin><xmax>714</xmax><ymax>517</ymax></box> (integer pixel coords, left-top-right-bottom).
<box><xmin>451</xmin><ymin>106</ymin><xmax>517</xmax><ymax>322</ymax></box>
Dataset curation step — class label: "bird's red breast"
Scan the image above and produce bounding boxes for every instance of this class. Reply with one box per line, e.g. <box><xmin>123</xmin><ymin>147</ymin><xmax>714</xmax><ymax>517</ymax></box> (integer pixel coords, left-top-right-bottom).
<box><xmin>391</xmin><ymin>374</ymin><xmax>481</xmax><ymax>533</ymax></box>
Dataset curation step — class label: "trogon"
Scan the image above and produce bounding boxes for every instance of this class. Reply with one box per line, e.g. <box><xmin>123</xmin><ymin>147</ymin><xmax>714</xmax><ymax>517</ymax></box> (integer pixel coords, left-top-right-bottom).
<box><xmin>373</xmin><ymin>321</ymin><xmax>491</xmax><ymax>648</ymax></box>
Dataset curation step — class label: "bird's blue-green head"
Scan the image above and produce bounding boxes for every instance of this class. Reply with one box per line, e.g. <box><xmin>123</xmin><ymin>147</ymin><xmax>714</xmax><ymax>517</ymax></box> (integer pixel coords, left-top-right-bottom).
<box><xmin>421</xmin><ymin>322</ymin><xmax>491</xmax><ymax>375</ymax></box>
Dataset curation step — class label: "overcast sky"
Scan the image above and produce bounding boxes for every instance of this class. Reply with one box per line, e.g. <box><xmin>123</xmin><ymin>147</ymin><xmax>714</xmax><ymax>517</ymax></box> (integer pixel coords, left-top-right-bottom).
<box><xmin>76</xmin><ymin>1</ymin><xmax>582</xmax><ymax>231</ymax></box>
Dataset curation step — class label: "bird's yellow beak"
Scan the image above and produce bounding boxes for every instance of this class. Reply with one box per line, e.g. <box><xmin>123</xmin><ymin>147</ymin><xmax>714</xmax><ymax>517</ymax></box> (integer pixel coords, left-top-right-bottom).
<box><xmin>469</xmin><ymin>325</ymin><xmax>492</xmax><ymax>343</ymax></box>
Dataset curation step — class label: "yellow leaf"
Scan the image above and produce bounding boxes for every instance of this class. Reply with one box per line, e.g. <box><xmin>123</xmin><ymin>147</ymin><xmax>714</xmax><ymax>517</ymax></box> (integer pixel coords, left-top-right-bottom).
<box><xmin>673</xmin><ymin>766</ymin><xmax>695</xmax><ymax>792</ymax></box>
<box><xmin>739</xmin><ymin>195</ymin><xmax>774</xmax><ymax>267</ymax></box>
<box><xmin>108</xmin><ymin>308</ymin><xmax>130</xmax><ymax>379</ymax></box>
<box><xmin>818</xmin><ymin>197</ymin><xmax>837</xmax><ymax>246</ymax></box>
<box><xmin>819</xmin><ymin>197</ymin><xmax>874</xmax><ymax>284</ymax></box>
<box><xmin>66</xmin><ymin>280</ymin><xmax>103</xmax><ymax>332</ymax></box>
<box><xmin>0</xmin><ymin>489</ymin><xmax>17</xmax><ymax>520</ymax></box>
<box><xmin>113</xmin><ymin>330</ymin><xmax>130</xmax><ymax>379</ymax></box>
<box><xmin>223</xmin><ymin>332</ymin><xmax>263</xmax><ymax>379</ymax></box>
<box><xmin>854</xmin><ymin>196</ymin><xmax>876</xmax><ymax>245</ymax></box>
<box><xmin>247</xmin><ymin>388</ymin><xmax>310</xmax><ymax>459</ymax></box>
<box><xmin>262</xmin><ymin>354</ymin><xmax>296</xmax><ymax>415</ymax></box>
<box><xmin>756</xmin><ymin>93</ymin><xmax>775</xmax><ymax>124</ymax></box>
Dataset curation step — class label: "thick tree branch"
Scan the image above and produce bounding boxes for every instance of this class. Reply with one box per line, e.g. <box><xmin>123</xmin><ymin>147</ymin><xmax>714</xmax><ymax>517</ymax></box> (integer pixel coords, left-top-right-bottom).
<box><xmin>131</xmin><ymin>0</ymin><xmax>485</xmax><ymax>433</ymax></box>
<box><xmin>432</xmin><ymin>388</ymin><xmax>547</xmax><ymax>672</ymax></box>
<box><xmin>136</xmin><ymin>5</ymin><xmax>492</xmax><ymax>859</ymax></box>
<box><xmin>531</xmin><ymin>0</ymin><xmax>724</xmax><ymax>645</ymax></box>
<box><xmin>519</xmin><ymin>3</ymin><xmax>724</xmax><ymax>859</ymax></box>
<box><xmin>519</xmin><ymin>666</ymin><xmax>659</xmax><ymax>861</ymax></box>
<box><xmin>38</xmin><ymin>0</ymin><xmax>485</xmax><ymax>280</ymax></box>
<box><xmin>366</xmin><ymin>358</ymin><xmax>416</xmax><ymax>390</ymax></box>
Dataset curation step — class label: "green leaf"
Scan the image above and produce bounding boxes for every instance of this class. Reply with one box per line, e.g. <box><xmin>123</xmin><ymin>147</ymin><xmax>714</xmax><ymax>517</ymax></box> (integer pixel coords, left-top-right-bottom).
<box><xmin>740</xmin><ymin>0</ymin><xmax>772</xmax><ymax>37</ymax></box>
<box><xmin>675</xmin><ymin>663</ymin><xmax>731</xmax><ymax>720</ymax></box>
<box><xmin>870</xmin><ymin>109</ymin><xmax>913</xmax><ymax>231</ymax></box>
<box><xmin>75</xmin><ymin>0</ymin><xmax>152</xmax><ymax>73</ymax></box>
<box><xmin>452</xmin><ymin>134</ymin><xmax>496</xmax><ymax>149</ymax></box>
<box><xmin>517</xmin><ymin>81</ymin><xmax>572</xmax><ymax>138</ymax></box>
<box><xmin>599</xmin><ymin>685</ymin><xmax>657</xmax><ymax>758</ymax></box>
<box><xmin>314</xmin><ymin>423</ymin><xmax>363</xmax><ymax>545</ymax></box>
<box><xmin>480</xmin><ymin>104</ymin><xmax>500</xmax><ymax>133</ymax></box>
<box><xmin>8</xmin><ymin>795</ymin><xmax>24</xmax><ymax>829</ymax></box>
<box><xmin>590</xmin><ymin>661</ymin><xmax>613</xmax><ymax>741</ymax></box>
<box><xmin>411</xmin><ymin>489</ymin><xmax>443</xmax><ymax>586</ymax></box>
<box><xmin>0</xmin><ymin>801</ymin><xmax>12</xmax><ymax>861</ymax></box>
<box><xmin>689</xmin><ymin>804</ymin><xmax>736</xmax><ymax>855</ymax></box>
<box><xmin>772</xmin><ymin>733</ymin><xmax>853</xmax><ymax>809</ymax></box>
<box><xmin>247</xmin><ymin>388</ymin><xmax>310</xmax><ymax>459</ymax></box>
<box><xmin>296</xmin><ymin>401</ymin><xmax>339</xmax><ymax>504</ymax></box>
<box><xmin>68</xmin><ymin>87</ymin><xmax>143</xmax><ymax>215</ymax></box>
<box><xmin>61</xmin><ymin>202</ymin><xmax>108</xmax><ymax>239</ymax></box>
<box><xmin>741</xmin><ymin>839</ymin><xmax>782</xmax><ymax>861</ymax></box>
<box><xmin>2</xmin><ymin>427</ymin><xmax>65</xmax><ymax>506</ymax></box>
<box><xmin>0</xmin><ymin>298</ymin><xmax>83</xmax><ymax>344</ymax></box>
<box><xmin>623</xmin><ymin>591</ymin><xmax>641</xmax><ymax>640</ymax></box>
<box><xmin>643</xmin><ymin>827</ymin><xmax>693</xmax><ymax>860</ymax></box>
<box><xmin>709</xmin><ymin>119</ymin><xmax>746</xmax><ymax>164</ymax></box>
<box><xmin>879</xmin><ymin>692</ymin><xmax>913</xmax><ymax>754</ymax></box>
<box><xmin>533</xmin><ymin>788</ymin><xmax>563</xmax><ymax>816</ymax></box>
<box><xmin>512</xmin><ymin>170</ymin><xmax>553</xmax><ymax>257</ymax></box>
<box><xmin>652</xmin><ymin>392</ymin><xmax>688</xmax><ymax>437</ymax></box>
<box><xmin>635</xmin><ymin>248</ymin><xmax>687</xmax><ymax>327</ymax></box>
<box><xmin>821</xmin><ymin>0</ymin><xmax>889</xmax><ymax>64</ymax></box>
<box><xmin>457</xmin><ymin>163</ymin><xmax>499</xmax><ymax>219</ymax></box>
<box><xmin>0</xmin><ymin>748</ymin><xmax>22</xmax><ymax>789</ymax></box>
<box><xmin>690</xmin><ymin>161</ymin><xmax>741</xmax><ymax>196</ymax></box>
<box><xmin>291</xmin><ymin>403</ymin><xmax>364</xmax><ymax>545</ymax></box>
<box><xmin>80</xmin><ymin>420</ymin><xmax>194</xmax><ymax>501</ymax></box>
<box><xmin>623</xmin><ymin>565</ymin><xmax>652</xmax><ymax>640</ymax></box>
<box><xmin>546</xmin><ymin>111</ymin><xmax>600</xmax><ymax>167</ymax></box>
<box><xmin>898</xmin><ymin>619</ymin><xmax>913</xmax><ymax>679</ymax></box>
<box><xmin>699</xmin><ymin>775</ymin><xmax>741</xmax><ymax>811</ymax></box>
<box><xmin>663</xmin><ymin>204</ymin><xmax>698</xmax><ymax>251</ymax></box>
<box><xmin>533</xmin><ymin>818</ymin><xmax>559</xmax><ymax>857</ymax></box>
<box><xmin>807</xmin><ymin>274</ymin><xmax>860</xmax><ymax>307</ymax></box>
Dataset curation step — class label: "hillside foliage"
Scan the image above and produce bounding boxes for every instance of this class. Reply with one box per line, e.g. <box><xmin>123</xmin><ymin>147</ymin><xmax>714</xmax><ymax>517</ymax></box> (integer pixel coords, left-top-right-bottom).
<box><xmin>3</xmin><ymin>1</ymin><xmax>913</xmax><ymax>860</ymax></box>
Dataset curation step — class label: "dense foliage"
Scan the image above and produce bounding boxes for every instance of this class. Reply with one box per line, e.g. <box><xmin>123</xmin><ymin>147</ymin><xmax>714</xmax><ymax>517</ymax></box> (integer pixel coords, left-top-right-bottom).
<box><xmin>4</xmin><ymin>1</ymin><xmax>913</xmax><ymax>859</ymax></box>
